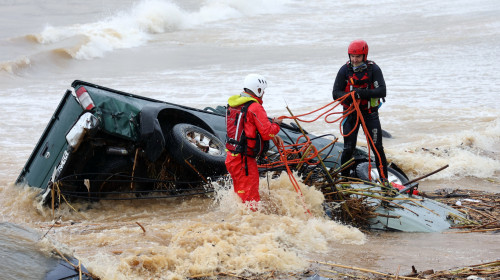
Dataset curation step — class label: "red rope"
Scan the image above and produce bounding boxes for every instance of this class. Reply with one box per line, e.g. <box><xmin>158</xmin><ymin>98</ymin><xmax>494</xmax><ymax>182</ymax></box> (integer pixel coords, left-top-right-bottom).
<box><xmin>344</xmin><ymin>92</ymin><xmax>387</xmax><ymax>180</ymax></box>
<box><xmin>269</xmin><ymin>137</ymin><xmax>313</xmax><ymax>216</ymax></box>
<box><xmin>262</xmin><ymin>91</ymin><xmax>386</xmax><ymax>177</ymax></box>
<box><xmin>257</xmin><ymin>93</ymin><xmax>388</xmax><ymax>215</ymax></box>
<box><xmin>260</xmin><ymin>135</ymin><xmax>319</xmax><ymax>170</ymax></box>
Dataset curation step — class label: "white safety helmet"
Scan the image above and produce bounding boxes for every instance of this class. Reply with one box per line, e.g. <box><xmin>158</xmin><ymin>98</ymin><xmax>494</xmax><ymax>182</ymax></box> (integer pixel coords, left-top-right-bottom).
<box><xmin>243</xmin><ymin>74</ymin><xmax>267</xmax><ymax>98</ymax></box>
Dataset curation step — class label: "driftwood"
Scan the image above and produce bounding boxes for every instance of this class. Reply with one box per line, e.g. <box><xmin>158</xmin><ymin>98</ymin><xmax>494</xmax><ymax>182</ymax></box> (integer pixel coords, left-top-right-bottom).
<box><xmin>311</xmin><ymin>259</ymin><xmax>500</xmax><ymax>280</ymax></box>
<box><xmin>188</xmin><ymin>259</ymin><xmax>500</xmax><ymax>279</ymax></box>
<box><xmin>403</xmin><ymin>164</ymin><xmax>449</xmax><ymax>186</ymax></box>
<box><xmin>135</xmin><ymin>221</ymin><xmax>146</xmax><ymax>233</ymax></box>
<box><xmin>52</xmin><ymin>247</ymin><xmax>101</xmax><ymax>280</ymax></box>
<box><xmin>425</xmin><ymin>188</ymin><xmax>500</xmax><ymax>233</ymax></box>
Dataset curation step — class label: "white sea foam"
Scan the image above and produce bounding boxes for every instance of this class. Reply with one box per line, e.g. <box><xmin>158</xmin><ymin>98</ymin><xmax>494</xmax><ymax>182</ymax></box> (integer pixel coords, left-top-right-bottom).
<box><xmin>387</xmin><ymin>118</ymin><xmax>500</xmax><ymax>179</ymax></box>
<box><xmin>30</xmin><ymin>0</ymin><xmax>290</xmax><ymax>60</ymax></box>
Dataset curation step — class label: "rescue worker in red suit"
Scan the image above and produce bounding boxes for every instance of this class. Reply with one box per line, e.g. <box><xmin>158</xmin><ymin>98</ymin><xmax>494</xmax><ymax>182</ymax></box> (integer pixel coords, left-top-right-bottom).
<box><xmin>332</xmin><ymin>40</ymin><xmax>389</xmax><ymax>185</ymax></box>
<box><xmin>225</xmin><ymin>74</ymin><xmax>283</xmax><ymax>210</ymax></box>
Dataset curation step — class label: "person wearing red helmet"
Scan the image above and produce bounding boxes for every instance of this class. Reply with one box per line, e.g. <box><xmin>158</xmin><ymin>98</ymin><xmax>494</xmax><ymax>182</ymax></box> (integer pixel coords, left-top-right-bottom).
<box><xmin>225</xmin><ymin>74</ymin><xmax>283</xmax><ymax>210</ymax></box>
<box><xmin>332</xmin><ymin>39</ymin><xmax>389</xmax><ymax>183</ymax></box>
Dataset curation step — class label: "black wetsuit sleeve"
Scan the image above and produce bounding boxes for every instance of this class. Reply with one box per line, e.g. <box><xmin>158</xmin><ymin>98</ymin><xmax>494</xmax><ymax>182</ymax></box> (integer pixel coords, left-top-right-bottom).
<box><xmin>365</xmin><ymin>63</ymin><xmax>386</xmax><ymax>99</ymax></box>
<box><xmin>332</xmin><ymin>64</ymin><xmax>348</xmax><ymax>100</ymax></box>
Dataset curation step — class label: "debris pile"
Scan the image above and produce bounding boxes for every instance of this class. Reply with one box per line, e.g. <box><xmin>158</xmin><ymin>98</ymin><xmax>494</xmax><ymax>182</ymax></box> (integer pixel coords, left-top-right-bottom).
<box><xmin>190</xmin><ymin>259</ymin><xmax>500</xmax><ymax>279</ymax></box>
<box><xmin>308</xmin><ymin>259</ymin><xmax>500</xmax><ymax>280</ymax></box>
<box><xmin>409</xmin><ymin>260</ymin><xmax>500</xmax><ymax>280</ymax></box>
<box><xmin>424</xmin><ymin>188</ymin><xmax>500</xmax><ymax>233</ymax></box>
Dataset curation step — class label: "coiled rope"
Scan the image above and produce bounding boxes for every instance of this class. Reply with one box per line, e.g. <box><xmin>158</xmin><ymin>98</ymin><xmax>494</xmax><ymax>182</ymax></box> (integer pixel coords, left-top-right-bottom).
<box><xmin>277</xmin><ymin>91</ymin><xmax>386</xmax><ymax>181</ymax></box>
<box><xmin>259</xmin><ymin>91</ymin><xmax>387</xmax><ymax>215</ymax></box>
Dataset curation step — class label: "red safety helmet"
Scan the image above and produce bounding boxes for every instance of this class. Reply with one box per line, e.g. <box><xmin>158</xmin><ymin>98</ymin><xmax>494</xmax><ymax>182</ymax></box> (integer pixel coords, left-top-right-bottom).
<box><xmin>348</xmin><ymin>40</ymin><xmax>369</xmax><ymax>61</ymax></box>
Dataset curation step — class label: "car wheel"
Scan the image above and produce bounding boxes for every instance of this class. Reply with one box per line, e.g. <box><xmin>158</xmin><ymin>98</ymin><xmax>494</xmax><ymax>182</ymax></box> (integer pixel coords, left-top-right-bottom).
<box><xmin>168</xmin><ymin>123</ymin><xmax>226</xmax><ymax>175</ymax></box>
<box><xmin>355</xmin><ymin>162</ymin><xmax>408</xmax><ymax>185</ymax></box>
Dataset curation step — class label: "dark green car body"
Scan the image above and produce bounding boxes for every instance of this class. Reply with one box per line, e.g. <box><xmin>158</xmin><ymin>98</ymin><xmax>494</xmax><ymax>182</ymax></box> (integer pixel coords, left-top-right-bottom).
<box><xmin>16</xmin><ymin>80</ymin><xmax>466</xmax><ymax>233</ymax></box>
<box><xmin>17</xmin><ymin>80</ymin><xmax>366</xmax><ymax>199</ymax></box>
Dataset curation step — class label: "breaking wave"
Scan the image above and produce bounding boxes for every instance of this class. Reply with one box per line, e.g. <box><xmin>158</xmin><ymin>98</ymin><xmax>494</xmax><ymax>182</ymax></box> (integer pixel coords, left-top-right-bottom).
<box><xmin>0</xmin><ymin>57</ymin><xmax>31</xmax><ymax>74</ymax></box>
<box><xmin>388</xmin><ymin>118</ymin><xmax>500</xmax><ymax>180</ymax></box>
<box><xmin>25</xmin><ymin>0</ymin><xmax>290</xmax><ymax>60</ymax></box>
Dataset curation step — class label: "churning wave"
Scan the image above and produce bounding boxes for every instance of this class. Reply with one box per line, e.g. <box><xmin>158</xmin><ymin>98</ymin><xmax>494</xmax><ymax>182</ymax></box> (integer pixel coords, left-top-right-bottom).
<box><xmin>22</xmin><ymin>0</ymin><xmax>289</xmax><ymax>61</ymax></box>
<box><xmin>389</xmin><ymin>118</ymin><xmax>500</xmax><ymax>180</ymax></box>
<box><xmin>0</xmin><ymin>57</ymin><xmax>31</xmax><ymax>74</ymax></box>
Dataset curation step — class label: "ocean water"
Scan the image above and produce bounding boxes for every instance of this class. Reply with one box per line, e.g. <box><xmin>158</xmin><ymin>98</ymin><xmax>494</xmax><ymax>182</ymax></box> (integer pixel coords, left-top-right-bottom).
<box><xmin>0</xmin><ymin>0</ymin><xmax>499</xmax><ymax>279</ymax></box>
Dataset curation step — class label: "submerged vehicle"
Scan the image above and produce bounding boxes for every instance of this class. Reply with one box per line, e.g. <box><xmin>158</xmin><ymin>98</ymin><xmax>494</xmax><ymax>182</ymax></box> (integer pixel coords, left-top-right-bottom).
<box><xmin>16</xmin><ymin>80</ymin><xmax>463</xmax><ymax>232</ymax></box>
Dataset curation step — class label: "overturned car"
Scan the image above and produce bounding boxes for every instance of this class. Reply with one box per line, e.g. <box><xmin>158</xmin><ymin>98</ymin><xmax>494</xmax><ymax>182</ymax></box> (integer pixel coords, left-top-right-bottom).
<box><xmin>16</xmin><ymin>80</ymin><xmax>463</xmax><ymax>232</ymax></box>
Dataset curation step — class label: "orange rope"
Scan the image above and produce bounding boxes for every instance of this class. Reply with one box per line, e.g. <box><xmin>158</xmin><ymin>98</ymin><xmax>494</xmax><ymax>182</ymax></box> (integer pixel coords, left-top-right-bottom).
<box><xmin>270</xmin><ymin>137</ymin><xmax>312</xmax><ymax>216</ymax></box>
<box><xmin>345</xmin><ymin>92</ymin><xmax>386</xmax><ymax>180</ymax></box>
<box><xmin>266</xmin><ymin>92</ymin><xmax>387</xmax><ymax>181</ymax></box>
<box><xmin>257</xmin><ymin>92</ymin><xmax>388</xmax><ymax>215</ymax></box>
<box><xmin>259</xmin><ymin>135</ymin><xmax>320</xmax><ymax>169</ymax></box>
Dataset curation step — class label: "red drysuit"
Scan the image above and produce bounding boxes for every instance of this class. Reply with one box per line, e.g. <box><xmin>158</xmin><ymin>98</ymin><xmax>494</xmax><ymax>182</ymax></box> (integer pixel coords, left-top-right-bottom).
<box><xmin>225</xmin><ymin>94</ymin><xmax>280</xmax><ymax>207</ymax></box>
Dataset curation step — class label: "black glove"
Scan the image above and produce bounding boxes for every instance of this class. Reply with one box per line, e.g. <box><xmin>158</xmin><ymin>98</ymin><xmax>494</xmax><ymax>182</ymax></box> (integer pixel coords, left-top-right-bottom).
<box><xmin>354</xmin><ymin>88</ymin><xmax>370</xmax><ymax>100</ymax></box>
<box><xmin>342</xmin><ymin>92</ymin><xmax>353</xmax><ymax>104</ymax></box>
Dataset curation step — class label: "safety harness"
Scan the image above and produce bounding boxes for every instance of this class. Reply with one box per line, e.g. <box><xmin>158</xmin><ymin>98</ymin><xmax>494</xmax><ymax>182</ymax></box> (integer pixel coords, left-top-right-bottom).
<box><xmin>345</xmin><ymin>60</ymin><xmax>383</xmax><ymax>113</ymax></box>
<box><xmin>225</xmin><ymin>101</ymin><xmax>268</xmax><ymax>175</ymax></box>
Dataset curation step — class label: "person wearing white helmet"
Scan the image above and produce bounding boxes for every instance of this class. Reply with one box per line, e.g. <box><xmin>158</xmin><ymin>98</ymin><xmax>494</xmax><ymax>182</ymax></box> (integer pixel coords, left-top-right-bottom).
<box><xmin>225</xmin><ymin>74</ymin><xmax>283</xmax><ymax>210</ymax></box>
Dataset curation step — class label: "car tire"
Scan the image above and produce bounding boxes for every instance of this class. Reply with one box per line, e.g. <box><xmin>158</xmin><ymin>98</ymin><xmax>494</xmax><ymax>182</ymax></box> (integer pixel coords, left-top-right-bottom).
<box><xmin>168</xmin><ymin>123</ymin><xmax>226</xmax><ymax>176</ymax></box>
<box><xmin>355</xmin><ymin>162</ymin><xmax>408</xmax><ymax>185</ymax></box>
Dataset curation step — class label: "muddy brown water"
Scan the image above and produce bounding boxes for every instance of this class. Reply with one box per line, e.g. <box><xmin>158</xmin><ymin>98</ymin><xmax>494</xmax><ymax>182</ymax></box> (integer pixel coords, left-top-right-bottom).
<box><xmin>1</xmin><ymin>0</ymin><xmax>499</xmax><ymax>278</ymax></box>
<box><xmin>1</xmin><ymin>173</ymin><xmax>498</xmax><ymax>279</ymax></box>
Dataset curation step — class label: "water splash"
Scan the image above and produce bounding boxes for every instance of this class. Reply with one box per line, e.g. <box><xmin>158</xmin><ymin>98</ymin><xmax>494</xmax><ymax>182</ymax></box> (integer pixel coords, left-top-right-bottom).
<box><xmin>26</xmin><ymin>0</ymin><xmax>290</xmax><ymax>60</ymax></box>
<box><xmin>1</xmin><ymin>171</ymin><xmax>365</xmax><ymax>279</ymax></box>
